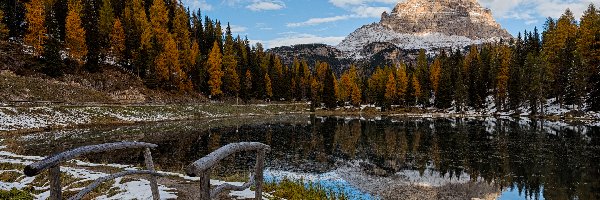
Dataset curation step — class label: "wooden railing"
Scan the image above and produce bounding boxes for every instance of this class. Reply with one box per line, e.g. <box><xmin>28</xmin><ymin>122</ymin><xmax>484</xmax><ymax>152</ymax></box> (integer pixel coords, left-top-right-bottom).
<box><xmin>186</xmin><ymin>142</ymin><xmax>271</xmax><ymax>200</ymax></box>
<box><xmin>23</xmin><ymin>142</ymin><xmax>162</xmax><ymax>200</ymax></box>
<box><xmin>23</xmin><ymin>142</ymin><xmax>270</xmax><ymax>200</ymax></box>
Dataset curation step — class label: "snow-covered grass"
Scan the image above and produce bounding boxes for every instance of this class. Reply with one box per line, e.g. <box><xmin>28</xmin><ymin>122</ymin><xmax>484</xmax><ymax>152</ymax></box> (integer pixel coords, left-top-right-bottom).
<box><xmin>0</xmin><ymin>103</ymin><xmax>309</xmax><ymax>132</ymax></box>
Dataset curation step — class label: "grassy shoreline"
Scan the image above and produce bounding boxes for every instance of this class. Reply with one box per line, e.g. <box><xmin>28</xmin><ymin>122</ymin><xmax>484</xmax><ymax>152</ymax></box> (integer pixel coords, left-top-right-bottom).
<box><xmin>2</xmin><ymin>102</ymin><xmax>599</xmax><ymax>135</ymax></box>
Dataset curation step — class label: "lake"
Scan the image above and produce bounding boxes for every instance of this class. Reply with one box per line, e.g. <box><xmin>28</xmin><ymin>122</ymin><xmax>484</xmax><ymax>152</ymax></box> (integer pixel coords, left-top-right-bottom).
<box><xmin>3</xmin><ymin>115</ymin><xmax>599</xmax><ymax>199</ymax></box>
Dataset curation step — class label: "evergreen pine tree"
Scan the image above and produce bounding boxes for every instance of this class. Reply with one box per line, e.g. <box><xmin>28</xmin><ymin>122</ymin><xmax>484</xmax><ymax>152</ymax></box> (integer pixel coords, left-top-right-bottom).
<box><xmin>82</xmin><ymin>0</ymin><xmax>101</xmax><ymax>72</ymax></box>
<box><xmin>43</xmin><ymin>0</ymin><xmax>64</xmax><ymax>77</ymax></box>
<box><xmin>222</xmin><ymin>24</ymin><xmax>240</xmax><ymax>97</ymax></box>
<box><xmin>323</xmin><ymin>66</ymin><xmax>337</xmax><ymax>108</ymax></box>
<box><xmin>98</xmin><ymin>0</ymin><xmax>114</xmax><ymax>55</ymax></box>
<box><xmin>385</xmin><ymin>73</ymin><xmax>397</xmax><ymax>108</ymax></box>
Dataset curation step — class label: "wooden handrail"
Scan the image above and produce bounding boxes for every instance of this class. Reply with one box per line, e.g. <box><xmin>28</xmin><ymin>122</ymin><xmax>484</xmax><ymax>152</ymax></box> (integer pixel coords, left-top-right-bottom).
<box><xmin>24</xmin><ymin>142</ymin><xmax>157</xmax><ymax>176</ymax></box>
<box><xmin>186</xmin><ymin>142</ymin><xmax>270</xmax><ymax>200</ymax></box>
<box><xmin>23</xmin><ymin>141</ymin><xmax>160</xmax><ymax>200</ymax></box>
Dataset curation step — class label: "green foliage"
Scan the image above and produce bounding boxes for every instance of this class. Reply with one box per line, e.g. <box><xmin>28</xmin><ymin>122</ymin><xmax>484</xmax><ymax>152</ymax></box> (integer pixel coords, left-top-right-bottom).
<box><xmin>0</xmin><ymin>188</ymin><xmax>34</xmax><ymax>200</ymax></box>
<box><xmin>264</xmin><ymin>178</ymin><xmax>347</xmax><ymax>200</ymax></box>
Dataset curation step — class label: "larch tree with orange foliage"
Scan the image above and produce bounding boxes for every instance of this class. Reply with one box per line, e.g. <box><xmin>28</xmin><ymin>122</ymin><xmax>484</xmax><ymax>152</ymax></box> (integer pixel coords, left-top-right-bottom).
<box><xmin>65</xmin><ymin>0</ymin><xmax>87</xmax><ymax>65</ymax></box>
<box><xmin>207</xmin><ymin>41</ymin><xmax>223</xmax><ymax>97</ymax></box>
<box><xmin>109</xmin><ymin>19</ymin><xmax>125</xmax><ymax>64</ymax></box>
<box><xmin>149</xmin><ymin>0</ymin><xmax>169</xmax><ymax>47</ymax></box>
<box><xmin>0</xmin><ymin>9</ymin><xmax>9</xmax><ymax>40</ymax></box>
<box><xmin>429</xmin><ymin>57</ymin><xmax>442</xmax><ymax>97</ymax></box>
<box><xmin>24</xmin><ymin>0</ymin><xmax>46</xmax><ymax>57</ymax></box>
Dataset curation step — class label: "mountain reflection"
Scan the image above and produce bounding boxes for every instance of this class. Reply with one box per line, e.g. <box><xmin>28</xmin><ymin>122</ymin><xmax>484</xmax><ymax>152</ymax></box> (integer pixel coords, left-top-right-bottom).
<box><xmin>10</xmin><ymin>116</ymin><xmax>600</xmax><ymax>200</ymax></box>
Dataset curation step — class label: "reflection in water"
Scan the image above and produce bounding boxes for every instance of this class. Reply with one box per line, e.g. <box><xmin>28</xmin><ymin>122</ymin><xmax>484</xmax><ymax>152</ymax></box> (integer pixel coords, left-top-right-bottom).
<box><xmin>6</xmin><ymin>116</ymin><xmax>600</xmax><ymax>199</ymax></box>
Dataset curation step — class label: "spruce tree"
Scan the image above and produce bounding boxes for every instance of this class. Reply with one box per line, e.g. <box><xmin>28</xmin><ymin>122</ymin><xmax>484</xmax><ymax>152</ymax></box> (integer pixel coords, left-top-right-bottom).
<box><xmin>222</xmin><ymin>24</ymin><xmax>240</xmax><ymax>97</ymax></box>
<box><xmin>385</xmin><ymin>73</ymin><xmax>397</xmax><ymax>108</ymax></box>
<box><xmin>43</xmin><ymin>0</ymin><xmax>64</xmax><ymax>77</ymax></box>
<box><xmin>98</xmin><ymin>0</ymin><xmax>114</xmax><ymax>55</ymax></box>
<box><xmin>82</xmin><ymin>0</ymin><xmax>101</xmax><ymax>72</ymax></box>
<box><xmin>323</xmin><ymin>67</ymin><xmax>337</xmax><ymax>108</ymax></box>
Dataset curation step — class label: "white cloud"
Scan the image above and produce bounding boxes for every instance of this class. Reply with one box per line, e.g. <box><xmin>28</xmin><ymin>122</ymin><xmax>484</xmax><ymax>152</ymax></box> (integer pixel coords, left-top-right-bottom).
<box><xmin>265</xmin><ymin>33</ymin><xmax>346</xmax><ymax>48</ymax></box>
<box><xmin>478</xmin><ymin>0</ymin><xmax>597</xmax><ymax>20</ymax></box>
<box><xmin>184</xmin><ymin>0</ymin><xmax>213</xmax><ymax>11</ymax></box>
<box><xmin>287</xmin><ymin>15</ymin><xmax>352</xmax><ymax>27</ymax></box>
<box><xmin>351</xmin><ymin>5</ymin><xmax>391</xmax><ymax>18</ymax></box>
<box><xmin>329</xmin><ymin>0</ymin><xmax>399</xmax><ymax>7</ymax></box>
<box><xmin>246</xmin><ymin>0</ymin><xmax>286</xmax><ymax>11</ymax></box>
<box><xmin>230</xmin><ymin>25</ymin><xmax>248</xmax><ymax>34</ymax></box>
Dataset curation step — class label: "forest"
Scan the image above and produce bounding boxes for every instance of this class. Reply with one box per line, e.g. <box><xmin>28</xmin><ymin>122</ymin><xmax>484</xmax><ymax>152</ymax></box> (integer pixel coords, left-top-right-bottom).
<box><xmin>0</xmin><ymin>0</ymin><xmax>599</xmax><ymax>114</ymax></box>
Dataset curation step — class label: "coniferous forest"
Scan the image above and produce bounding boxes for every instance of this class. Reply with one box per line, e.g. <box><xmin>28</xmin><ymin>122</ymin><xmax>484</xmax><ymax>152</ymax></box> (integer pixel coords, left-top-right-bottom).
<box><xmin>1</xmin><ymin>0</ymin><xmax>599</xmax><ymax>114</ymax></box>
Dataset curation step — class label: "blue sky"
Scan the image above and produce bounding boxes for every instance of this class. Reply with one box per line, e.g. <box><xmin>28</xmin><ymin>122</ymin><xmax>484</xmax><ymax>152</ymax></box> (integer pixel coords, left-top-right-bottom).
<box><xmin>182</xmin><ymin>0</ymin><xmax>598</xmax><ymax>49</ymax></box>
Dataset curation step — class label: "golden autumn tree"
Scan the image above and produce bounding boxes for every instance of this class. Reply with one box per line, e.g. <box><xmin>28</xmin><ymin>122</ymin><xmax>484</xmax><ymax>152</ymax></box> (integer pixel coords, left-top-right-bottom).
<box><xmin>244</xmin><ymin>69</ymin><xmax>253</xmax><ymax>98</ymax></box>
<box><xmin>265</xmin><ymin>73</ymin><xmax>273</xmax><ymax>98</ymax></box>
<box><xmin>207</xmin><ymin>41</ymin><xmax>223</xmax><ymax>97</ymax></box>
<box><xmin>396</xmin><ymin>63</ymin><xmax>409</xmax><ymax>104</ymax></box>
<box><xmin>149</xmin><ymin>0</ymin><xmax>169</xmax><ymax>47</ymax></box>
<box><xmin>109</xmin><ymin>19</ymin><xmax>125</xmax><ymax>64</ymax></box>
<box><xmin>350</xmin><ymin>84</ymin><xmax>362</xmax><ymax>107</ymax></box>
<box><xmin>172</xmin><ymin>3</ymin><xmax>192</xmax><ymax>70</ymax></box>
<box><xmin>496</xmin><ymin>45</ymin><xmax>511</xmax><ymax>110</ymax></box>
<box><xmin>577</xmin><ymin>4</ymin><xmax>600</xmax><ymax>69</ymax></box>
<box><xmin>0</xmin><ymin>9</ymin><xmax>8</xmax><ymax>40</ymax></box>
<box><xmin>385</xmin><ymin>73</ymin><xmax>397</xmax><ymax>106</ymax></box>
<box><xmin>411</xmin><ymin>75</ymin><xmax>422</xmax><ymax>105</ymax></box>
<box><xmin>24</xmin><ymin>0</ymin><xmax>46</xmax><ymax>57</ymax></box>
<box><xmin>339</xmin><ymin>73</ymin><xmax>352</xmax><ymax>102</ymax></box>
<box><xmin>429</xmin><ymin>57</ymin><xmax>442</xmax><ymax>97</ymax></box>
<box><xmin>65</xmin><ymin>0</ymin><xmax>87</xmax><ymax>65</ymax></box>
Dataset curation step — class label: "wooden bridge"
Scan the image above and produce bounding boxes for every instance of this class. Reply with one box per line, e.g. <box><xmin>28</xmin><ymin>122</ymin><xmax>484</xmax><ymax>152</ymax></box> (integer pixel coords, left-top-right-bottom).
<box><xmin>23</xmin><ymin>142</ymin><xmax>270</xmax><ymax>200</ymax></box>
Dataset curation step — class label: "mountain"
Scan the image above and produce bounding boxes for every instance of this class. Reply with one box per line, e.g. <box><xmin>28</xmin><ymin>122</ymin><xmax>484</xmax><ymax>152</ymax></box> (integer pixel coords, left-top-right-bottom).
<box><xmin>270</xmin><ymin>0</ymin><xmax>513</xmax><ymax>72</ymax></box>
<box><xmin>337</xmin><ymin>0</ymin><xmax>512</xmax><ymax>58</ymax></box>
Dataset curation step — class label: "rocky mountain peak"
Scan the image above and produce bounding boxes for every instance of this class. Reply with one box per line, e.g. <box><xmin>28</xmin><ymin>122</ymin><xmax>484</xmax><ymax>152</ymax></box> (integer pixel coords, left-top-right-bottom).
<box><xmin>380</xmin><ymin>0</ymin><xmax>511</xmax><ymax>40</ymax></box>
<box><xmin>337</xmin><ymin>0</ymin><xmax>512</xmax><ymax>58</ymax></box>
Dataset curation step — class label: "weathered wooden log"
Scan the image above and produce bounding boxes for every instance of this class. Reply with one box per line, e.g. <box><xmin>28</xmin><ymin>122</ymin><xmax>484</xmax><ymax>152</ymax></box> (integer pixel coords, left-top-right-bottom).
<box><xmin>49</xmin><ymin>165</ymin><xmax>62</xmax><ymax>200</ymax></box>
<box><xmin>24</xmin><ymin>142</ymin><xmax>158</xmax><ymax>176</ymax></box>
<box><xmin>186</xmin><ymin>142</ymin><xmax>270</xmax><ymax>177</ymax></box>
<box><xmin>210</xmin><ymin>176</ymin><xmax>255</xmax><ymax>199</ymax></box>
<box><xmin>68</xmin><ymin>170</ymin><xmax>164</xmax><ymax>200</ymax></box>
<box><xmin>144</xmin><ymin>148</ymin><xmax>160</xmax><ymax>200</ymax></box>
<box><xmin>254</xmin><ymin>150</ymin><xmax>266</xmax><ymax>200</ymax></box>
<box><xmin>198</xmin><ymin>169</ymin><xmax>211</xmax><ymax>200</ymax></box>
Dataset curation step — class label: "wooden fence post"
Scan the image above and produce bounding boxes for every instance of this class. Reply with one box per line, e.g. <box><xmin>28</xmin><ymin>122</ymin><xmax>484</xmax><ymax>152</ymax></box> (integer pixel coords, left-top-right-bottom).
<box><xmin>49</xmin><ymin>165</ymin><xmax>62</xmax><ymax>200</ymax></box>
<box><xmin>144</xmin><ymin>148</ymin><xmax>160</xmax><ymax>200</ymax></box>
<box><xmin>199</xmin><ymin>169</ymin><xmax>211</xmax><ymax>200</ymax></box>
<box><xmin>255</xmin><ymin>149</ymin><xmax>265</xmax><ymax>200</ymax></box>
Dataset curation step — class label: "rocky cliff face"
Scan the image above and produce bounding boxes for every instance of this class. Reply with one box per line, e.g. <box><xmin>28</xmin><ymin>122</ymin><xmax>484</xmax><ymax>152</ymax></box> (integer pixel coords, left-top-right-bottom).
<box><xmin>337</xmin><ymin>0</ymin><xmax>512</xmax><ymax>58</ymax></box>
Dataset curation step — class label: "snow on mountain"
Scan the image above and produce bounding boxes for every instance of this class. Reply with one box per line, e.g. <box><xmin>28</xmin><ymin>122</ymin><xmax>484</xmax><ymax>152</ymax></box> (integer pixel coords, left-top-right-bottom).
<box><xmin>336</xmin><ymin>0</ymin><xmax>512</xmax><ymax>59</ymax></box>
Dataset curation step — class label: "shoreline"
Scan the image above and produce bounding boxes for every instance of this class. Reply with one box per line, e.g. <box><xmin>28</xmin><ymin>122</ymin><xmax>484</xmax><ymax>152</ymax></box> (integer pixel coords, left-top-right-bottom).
<box><xmin>2</xmin><ymin>103</ymin><xmax>599</xmax><ymax>135</ymax></box>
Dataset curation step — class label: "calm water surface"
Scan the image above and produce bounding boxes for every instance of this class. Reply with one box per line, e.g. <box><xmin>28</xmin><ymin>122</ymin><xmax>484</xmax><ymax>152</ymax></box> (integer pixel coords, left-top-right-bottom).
<box><xmin>6</xmin><ymin>115</ymin><xmax>599</xmax><ymax>200</ymax></box>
